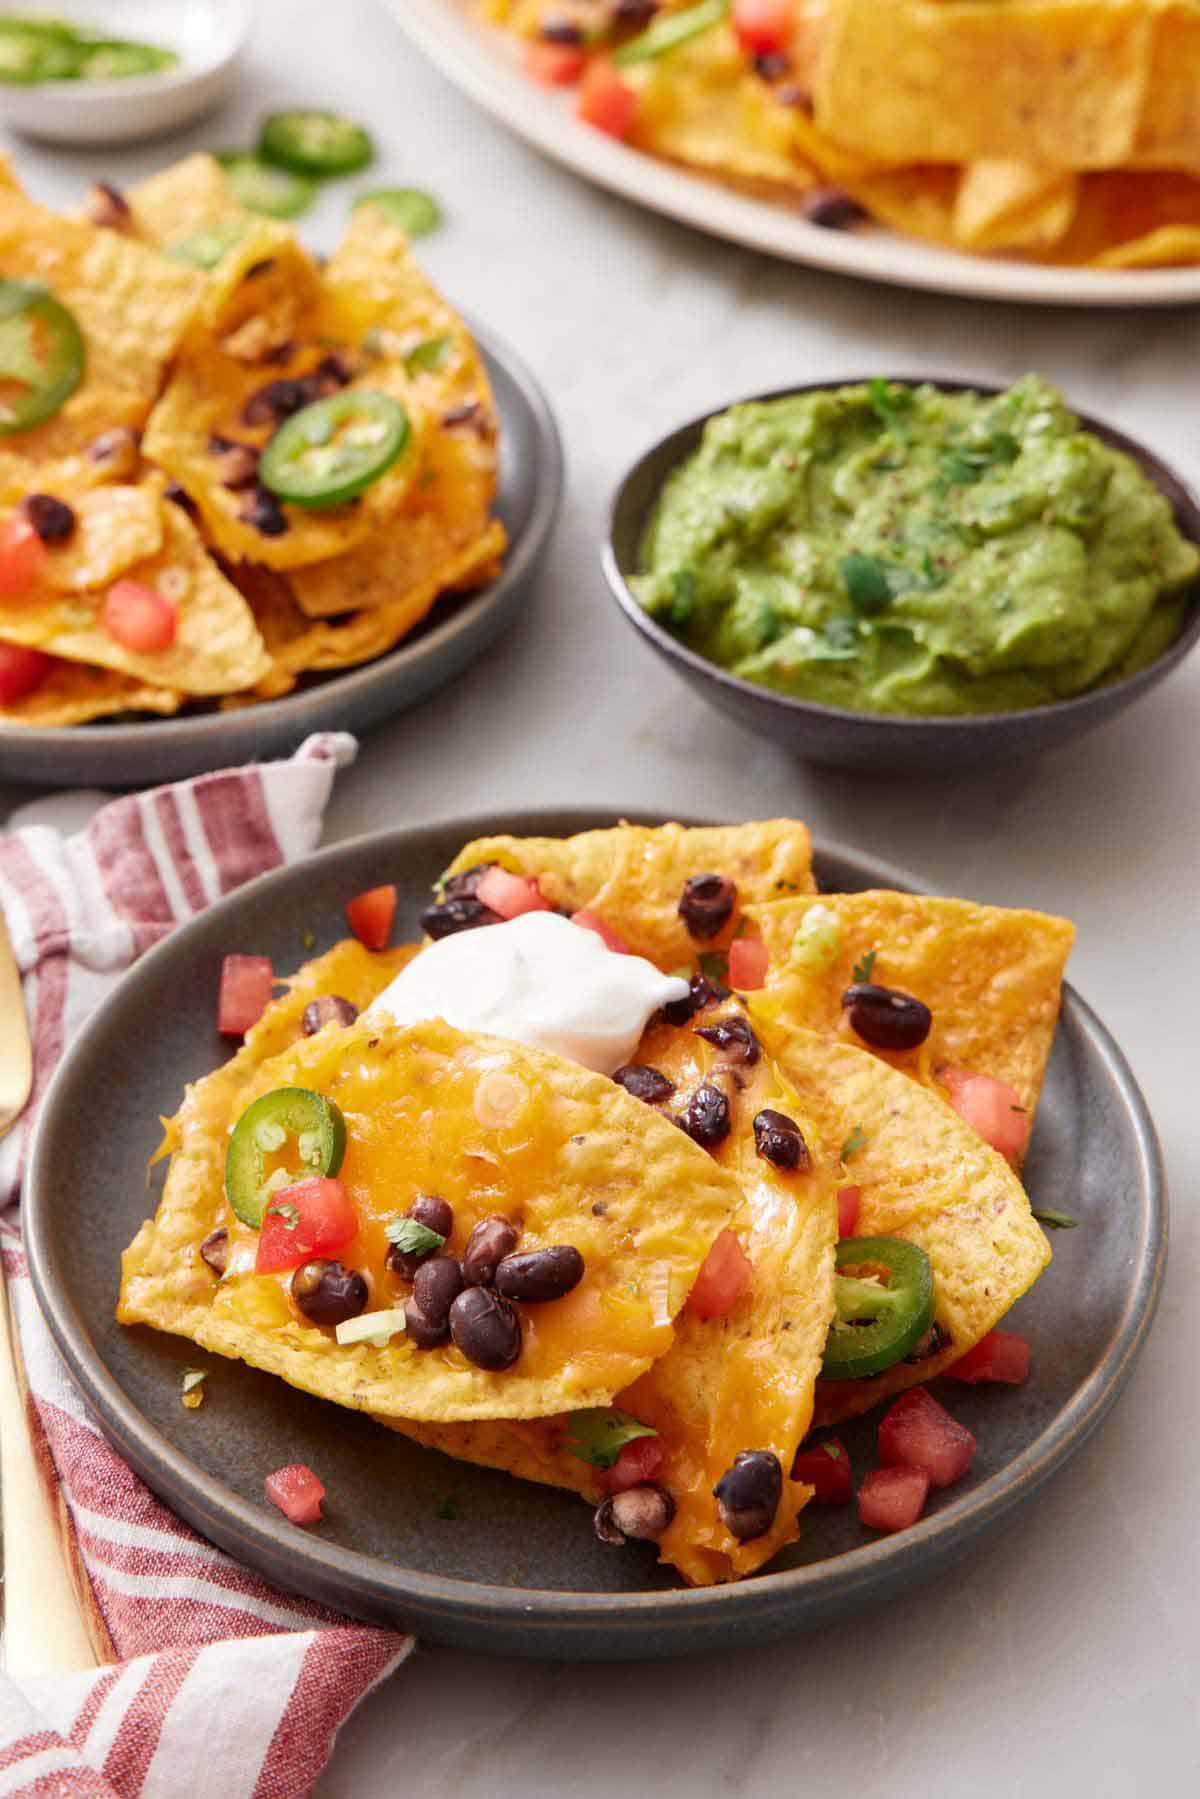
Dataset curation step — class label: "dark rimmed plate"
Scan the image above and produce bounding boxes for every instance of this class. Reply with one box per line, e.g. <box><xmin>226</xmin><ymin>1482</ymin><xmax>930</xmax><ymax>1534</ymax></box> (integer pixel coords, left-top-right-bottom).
<box><xmin>0</xmin><ymin>325</ymin><xmax>562</xmax><ymax>789</ymax></box>
<box><xmin>25</xmin><ymin>810</ymin><xmax>1166</xmax><ymax>1660</ymax></box>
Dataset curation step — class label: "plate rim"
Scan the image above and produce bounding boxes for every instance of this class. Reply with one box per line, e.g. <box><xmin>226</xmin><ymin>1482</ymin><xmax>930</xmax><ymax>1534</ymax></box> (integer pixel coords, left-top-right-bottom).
<box><xmin>388</xmin><ymin>0</ymin><xmax>1200</xmax><ymax>310</ymax></box>
<box><xmin>24</xmin><ymin>809</ymin><xmax>1168</xmax><ymax>1649</ymax></box>
<box><xmin>0</xmin><ymin>317</ymin><xmax>563</xmax><ymax>766</ymax></box>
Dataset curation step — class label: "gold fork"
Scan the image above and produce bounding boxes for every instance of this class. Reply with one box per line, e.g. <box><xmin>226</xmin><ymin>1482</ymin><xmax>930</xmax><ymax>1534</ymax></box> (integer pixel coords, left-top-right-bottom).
<box><xmin>0</xmin><ymin>908</ymin><xmax>96</xmax><ymax>1675</ymax></box>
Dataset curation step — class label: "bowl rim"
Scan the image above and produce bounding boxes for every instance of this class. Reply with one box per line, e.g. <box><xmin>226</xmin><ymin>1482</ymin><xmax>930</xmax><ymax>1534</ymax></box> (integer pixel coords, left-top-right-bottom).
<box><xmin>0</xmin><ymin>0</ymin><xmax>253</xmax><ymax>96</ymax></box>
<box><xmin>604</xmin><ymin>374</ymin><xmax>1200</xmax><ymax>734</ymax></box>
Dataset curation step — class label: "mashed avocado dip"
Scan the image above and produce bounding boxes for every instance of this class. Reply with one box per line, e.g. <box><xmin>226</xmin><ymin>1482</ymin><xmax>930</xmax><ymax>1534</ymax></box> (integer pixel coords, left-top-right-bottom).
<box><xmin>634</xmin><ymin>377</ymin><xmax>1198</xmax><ymax>716</ymax></box>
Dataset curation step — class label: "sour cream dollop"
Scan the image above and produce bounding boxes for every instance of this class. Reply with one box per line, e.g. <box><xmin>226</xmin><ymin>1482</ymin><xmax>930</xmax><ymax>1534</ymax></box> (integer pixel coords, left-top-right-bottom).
<box><xmin>366</xmin><ymin>911</ymin><xmax>689</xmax><ymax>1075</ymax></box>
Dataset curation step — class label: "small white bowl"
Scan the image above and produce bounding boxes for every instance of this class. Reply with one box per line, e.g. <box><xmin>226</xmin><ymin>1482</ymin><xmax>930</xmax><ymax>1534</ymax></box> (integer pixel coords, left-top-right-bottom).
<box><xmin>0</xmin><ymin>0</ymin><xmax>253</xmax><ymax>145</ymax></box>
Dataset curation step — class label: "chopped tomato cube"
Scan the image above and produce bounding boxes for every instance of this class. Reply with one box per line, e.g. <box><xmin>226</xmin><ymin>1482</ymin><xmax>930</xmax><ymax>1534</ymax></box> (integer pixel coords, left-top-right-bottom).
<box><xmin>605</xmin><ymin>1434</ymin><xmax>665</xmax><ymax>1494</ymax></box>
<box><xmin>475</xmin><ymin>866</ymin><xmax>551</xmax><ymax>920</ymax></box>
<box><xmin>571</xmin><ymin>909</ymin><xmax>630</xmax><ymax>954</ymax></box>
<box><xmin>857</xmin><ymin>1465</ymin><xmax>929</xmax><ymax>1533</ymax></box>
<box><xmin>878</xmin><ymin>1386</ymin><xmax>976</xmax><ymax>1489</ymax></box>
<box><xmin>732</xmin><ymin>0</ymin><xmax>794</xmax><ymax>56</ymax></box>
<box><xmin>0</xmin><ymin>516</ymin><xmax>48</xmax><ymax>597</ymax></box>
<box><xmin>791</xmin><ymin>1437</ymin><xmax>854</xmax><ymax>1504</ymax></box>
<box><xmin>728</xmin><ymin>937</ymin><xmax>769</xmax><ymax>990</ymax></box>
<box><xmin>265</xmin><ymin>1462</ymin><xmax>325</xmax><ymax>1525</ymax></box>
<box><xmin>523</xmin><ymin>40</ymin><xmax>586</xmax><ymax>84</ymax></box>
<box><xmin>946</xmin><ymin>1328</ymin><xmax>1031</xmax><ymax>1386</ymax></box>
<box><xmin>576</xmin><ymin>59</ymin><xmax>637</xmax><ymax>139</ymax></box>
<box><xmin>255</xmin><ymin>1176</ymin><xmax>358</xmax><ymax>1274</ymax></box>
<box><xmin>836</xmin><ymin>1184</ymin><xmax>861</xmax><ymax>1238</ymax></box>
<box><xmin>0</xmin><ymin>643</ymin><xmax>51</xmax><ymax>705</ymax></box>
<box><xmin>101</xmin><ymin>579</ymin><xmax>178</xmax><ymax>652</ymax></box>
<box><xmin>940</xmin><ymin>1068</ymin><xmax>1030</xmax><ymax>1161</ymax></box>
<box><xmin>217</xmin><ymin>954</ymin><xmax>274</xmax><ymax>1038</ymax></box>
<box><xmin>687</xmin><ymin>1229</ymin><xmax>753</xmax><ymax>1319</ymax></box>
<box><xmin>346</xmin><ymin>883</ymin><xmax>397</xmax><ymax>951</ymax></box>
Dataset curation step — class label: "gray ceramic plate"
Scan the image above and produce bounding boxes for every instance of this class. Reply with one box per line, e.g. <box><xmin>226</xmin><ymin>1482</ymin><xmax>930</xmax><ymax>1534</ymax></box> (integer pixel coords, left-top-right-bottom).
<box><xmin>0</xmin><ymin>326</ymin><xmax>562</xmax><ymax>789</ymax></box>
<box><xmin>25</xmin><ymin>810</ymin><xmax>1166</xmax><ymax>1660</ymax></box>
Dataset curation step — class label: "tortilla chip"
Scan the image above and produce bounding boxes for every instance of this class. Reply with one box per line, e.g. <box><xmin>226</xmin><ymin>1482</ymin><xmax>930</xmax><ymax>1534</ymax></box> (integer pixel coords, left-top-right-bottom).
<box><xmin>0</xmin><ymin>502</ymin><xmax>270</xmax><ymax>696</ymax></box>
<box><xmin>127</xmin><ymin>152</ymin><xmax>252</xmax><ymax>258</ymax></box>
<box><xmin>953</xmin><ymin>161</ymin><xmax>1079</xmax><ymax>251</ymax></box>
<box><xmin>0</xmin><ymin>182</ymin><xmax>203</xmax><ymax>467</ymax></box>
<box><xmin>30</xmin><ymin>483</ymin><xmax>164</xmax><ymax>592</ymax></box>
<box><xmin>120</xmin><ymin>1015</ymin><xmax>741</xmax><ymax>1423</ymax></box>
<box><xmin>0</xmin><ymin>658</ymin><xmax>180</xmax><ymax>727</ymax></box>
<box><xmin>1135</xmin><ymin>1</ymin><xmax>1200</xmax><ymax>170</ymax></box>
<box><xmin>1050</xmin><ymin>167</ymin><xmax>1200</xmax><ymax>264</ymax></box>
<box><xmin>747</xmin><ymin>890</ymin><xmax>1074</xmax><ymax>1129</ymax></box>
<box><xmin>440</xmin><ymin>820</ymin><xmax>817</xmax><ymax>970</ymax></box>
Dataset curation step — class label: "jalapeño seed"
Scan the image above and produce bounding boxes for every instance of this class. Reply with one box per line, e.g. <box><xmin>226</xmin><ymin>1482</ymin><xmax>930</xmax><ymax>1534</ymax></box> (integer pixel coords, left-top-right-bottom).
<box><xmin>752</xmin><ymin>1108</ymin><xmax>810</xmax><ymax>1172</ymax></box>
<box><xmin>841</xmin><ymin>982</ymin><xmax>932</xmax><ymax>1051</ymax></box>
<box><xmin>494</xmin><ymin>1245</ymin><xmax>584</xmax><ymax>1303</ymax></box>
<box><xmin>449</xmin><ymin>1286</ymin><xmax>521</xmax><ymax>1370</ymax></box>
<box><xmin>713</xmin><ymin>1450</ymin><xmax>783</xmax><ymax>1542</ymax></box>
<box><xmin>678</xmin><ymin>872</ymin><xmax>738</xmax><ymax>941</ymax></box>
<box><xmin>694</xmin><ymin>1015</ymin><xmax>760</xmax><ymax>1065</ymax></box>
<box><xmin>612</xmin><ymin>1064</ymin><xmax>675</xmax><ymax>1104</ymax></box>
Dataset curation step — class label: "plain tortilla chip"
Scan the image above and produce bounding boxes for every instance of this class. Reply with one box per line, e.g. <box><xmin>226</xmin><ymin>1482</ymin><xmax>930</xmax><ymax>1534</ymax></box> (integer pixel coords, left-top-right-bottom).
<box><xmin>127</xmin><ymin>152</ymin><xmax>252</xmax><ymax>259</ymax></box>
<box><xmin>36</xmin><ymin>483</ymin><xmax>164</xmax><ymax>591</ymax></box>
<box><xmin>0</xmin><ymin>658</ymin><xmax>180</xmax><ymax>727</ymax></box>
<box><xmin>1051</xmin><ymin>168</ymin><xmax>1200</xmax><ymax>265</ymax></box>
<box><xmin>120</xmin><ymin>1015</ymin><xmax>741</xmax><ymax>1423</ymax></box>
<box><xmin>953</xmin><ymin>161</ymin><xmax>1079</xmax><ymax>252</ymax></box>
<box><xmin>747</xmin><ymin>890</ymin><xmax>1074</xmax><ymax>1131</ymax></box>
<box><xmin>0</xmin><ymin>502</ymin><xmax>270</xmax><ymax>696</ymax></box>
<box><xmin>440</xmin><ymin>820</ymin><xmax>817</xmax><ymax>970</ymax></box>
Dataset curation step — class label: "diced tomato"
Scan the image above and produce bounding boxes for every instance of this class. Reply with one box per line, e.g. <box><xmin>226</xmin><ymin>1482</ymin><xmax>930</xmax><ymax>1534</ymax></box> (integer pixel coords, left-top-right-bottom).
<box><xmin>571</xmin><ymin>909</ymin><xmax>630</xmax><ymax>954</ymax></box>
<box><xmin>857</xmin><ymin>1465</ymin><xmax>929</xmax><ymax>1533</ymax></box>
<box><xmin>475</xmin><ymin>866</ymin><xmax>551</xmax><ymax>920</ymax></box>
<box><xmin>836</xmin><ymin>1184</ymin><xmax>861</xmax><ymax>1238</ymax></box>
<box><xmin>523</xmin><ymin>40</ymin><xmax>586</xmax><ymax>84</ymax></box>
<box><xmin>217</xmin><ymin>954</ymin><xmax>274</xmax><ymax>1038</ymax></box>
<box><xmin>0</xmin><ymin>517</ymin><xmax>48</xmax><ymax>597</ymax></box>
<box><xmin>946</xmin><ymin>1328</ymin><xmax>1031</xmax><ymax>1386</ymax></box>
<box><xmin>940</xmin><ymin>1068</ymin><xmax>1030</xmax><ymax>1162</ymax></box>
<box><xmin>732</xmin><ymin>0</ymin><xmax>794</xmax><ymax>57</ymax></box>
<box><xmin>605</xmin><ymin>1434</ymin><xmax>665</xmax><ymax>1494</ymax></box>
<box><xmin>264</xmin><ymin>1462</ymin><xmax>325</xmax><ymax>1525</ymax></box>
<box><xmin>728</xmin><ymin>937</ymin><xmax>769</xmax><ymax>990</ymax></box>
<box><xmin>346</xmin><ymin>883</ymin><xmax>397</xmax><ymax>951</ymax></box>
<box><xmin>576</xmin><ymin>59</ymin><xmax>637</xmax><ymax>139</ymax></box>
<box><xmin>255</xmin><ymin>1176</ymin><xmax>358</xmax><ymax>1274</ymax></box>
<box><xmin>101</xmin><ymin>579</ymin><xmax>178</xmax><ymax>652</ymax></box>
<box><xmin>878</xmin><ymin>1386</ymin><xmax>976</xmax><ymax>1489</ymax></box>
<box><xmin>791</xmin><ymin>1437</ymin><xmax>854</xmax><ymax>1505</ymax></box>
<box><xmin>687</xmin><ymin>1229</ymin><xmax>753</xmax><ymax>1319</ymax></box>
<box><xmin>0</xmin><ymin>643</ymin><xmax>51</xmax><ymax>705</ymax></box>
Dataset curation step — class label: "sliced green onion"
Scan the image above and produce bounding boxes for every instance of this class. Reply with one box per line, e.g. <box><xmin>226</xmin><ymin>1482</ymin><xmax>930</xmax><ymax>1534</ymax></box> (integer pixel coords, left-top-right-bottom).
<box><xmin>615</xmin><ymin>0</ymin><xmax>730</xmax><ymax>67</ymax></box>
<box><xmin>335</xmin><ymin>1308</ymin><xmax>408</xmax><ymax>1347</ymax></box>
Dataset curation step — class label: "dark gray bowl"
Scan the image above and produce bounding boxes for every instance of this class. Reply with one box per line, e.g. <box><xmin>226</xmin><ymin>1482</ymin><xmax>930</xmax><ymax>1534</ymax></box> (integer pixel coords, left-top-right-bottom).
<box><xmin>604</xmin><ymin>379</ymin><xmax>1200</xmax><ymax>776</ymax></box>
<box><xmin>24</xmin><ymin>809</ymin><xmax>1165</xmax><ymax>1659</ymax></box>
<box><xmin>0</xmin><ymin>322</ymin><xmax>562</xmax><ymax>789</ymax></box>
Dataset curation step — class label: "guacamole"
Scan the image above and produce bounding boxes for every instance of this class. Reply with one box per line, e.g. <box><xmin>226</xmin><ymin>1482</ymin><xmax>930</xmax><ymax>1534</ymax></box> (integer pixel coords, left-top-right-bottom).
<box><xmin>634</xmin><ymin>377</ymin><xmax>1199</xmax><ymax>716</ymax></box>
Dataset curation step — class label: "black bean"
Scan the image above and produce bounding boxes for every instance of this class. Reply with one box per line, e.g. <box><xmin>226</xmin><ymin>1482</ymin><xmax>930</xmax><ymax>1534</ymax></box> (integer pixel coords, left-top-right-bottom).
<box><xmin>199</xmin><ymin>1227</ymin><xmax>229</xmax><ymax>1277</ymax></box>
<box><xmin>713</xmin><ymin>1450</ymin><xmax>782</xmax><ymax>1542</ymax></box>
<box><xmin>301</xmin><ymin>994</ymin><xmax>359</xmax><ymax>1035</ymax></box>
<box><xmin>440</xmin><ymin>862</ymin><xmax>495</xmax><ymax>898</ymax></box>
<box><xmin>413</xmin><ymin>1256</ymin><xmax>465</xmax><ymax>1328</ymax></box>
<box><xmin>495</xmin><ymin>1245</ymin><xmax>584</xmax><ymax>1304</ymax></box>
<box><xmin>540</xmin><ymin>13</ymin><xmax>582</xmax><ymax>43</ymax></box>
<box><xmin>613</xmin><ymin>0</ymin><xmax>658</xmax><ymax>20</ymax></box>
<box><xmin>752</xmin><ymin>1108</ymin><xmax>810</xmax><ymax>1172</ymax></box>
<box><xmin>678</xmin><ymin>1083</ymin><xmax>731</xmax><ymax>1151</ymax></box>
<box><xmin>663</xmin><ymin>970</ymin><xmax>730</xmax><ymax>1025</ymax></box>
<box><xmin>612</xmin><ymin>1064</ymin><xmax>675</xmax><ymax>1104</ymax></box>
<box><xmin>753</xmin><ymin>51</ymin><xmax>790</xmax><ymax>79</ymax></box>
<box><xmin>802</xmin><ymin>186</ymin><xmax>867</xmax><ymax>230</ymax></box>
<box><xmin>214</xmin><ymin>443</ymin><xmax>261</xmax><ymax>490</ymax></box>
<box><xmin>420</xmin><ymin>894</ymin><xmax>503</xmax><ymax>939</ymax></box>
<box><xmin>291</xmin><ymin>1258</ymin><xmax>368</xmax><ymax>1327</ymax></box>
<box><xmin>315</xmin><ymin>352</ymin><xmax>355</xmax><ymax>389</ymax></box>
<box><xmin>593</xmin><ymin>1484</ymin><xmax>676</xmax><ymax>1546</ymax></box>
<box><xmin>404</xmin><ymin>1295</ymin><xmax>450</xmax><ymax>1348</ymax></box>
<box><xmin>841</xmin><ymin>982</ymin><xmax>932</xmax><ymax>1051</ymax></box>
<box><xmin>164</xmin><ymin>480</ymin><xmax>197</xmax><ymax>515</ymax></box>
<box><xmin>694</xmin><ymin>1015</ymin><xmax>760</xmax><ymax>1066</ymax></box>
<box><xmin>387</xmin><ymin>1194</ymin><xmax>455</xmax><ymax>1279</ymax></box>
<box><xmin>241</xmin><ymin>376</ymin><xmax>319</xmax><ymax>428</ymax></box>
<box><xmin>449</xmin><ymin>1286</ymin><xmax>521</xmax><ymax>1370</ymax></box>
<box><xmin>462</xmin><ymin>1215</ymin><xmax>520</xmax><ymax>1286</ymax></box>
<box><xmin>775</xmin><ymin>83</ymin><xmax>813</xmax><ymax>111</ymax></box>
<box><xmin>678</xmin><ymin>873</ymin><xmax>738</xmax><ymax>941</ymax></box>
<box><xmin>21</xmin><ymin>493</ymin><xmax>76</xmax><ymax>544</ymax></box>
<box><xmin>239</xmin><ymin>485</ymin><xmax>288</xmax><ymax>537</ymax></box>
<box><xmin>86</xmin><ymin>181</ymin><xmax>130</xmax><ymax>230</ymax></box>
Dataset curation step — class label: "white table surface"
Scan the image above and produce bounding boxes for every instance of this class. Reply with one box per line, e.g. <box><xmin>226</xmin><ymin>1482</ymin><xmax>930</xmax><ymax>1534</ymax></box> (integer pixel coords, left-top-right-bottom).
<box><xmin>3</xmin><ymin>2</ymin><xmax>1200</xmax><ymax>1792</ymax></box>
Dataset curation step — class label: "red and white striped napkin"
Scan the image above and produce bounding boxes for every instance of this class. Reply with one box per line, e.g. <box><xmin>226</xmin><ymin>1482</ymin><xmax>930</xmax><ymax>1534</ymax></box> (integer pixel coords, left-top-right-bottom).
<box><xmin>0</xmin><ymin>734</ymin><xmax>411</xmax><ymax>1799</ymax></box>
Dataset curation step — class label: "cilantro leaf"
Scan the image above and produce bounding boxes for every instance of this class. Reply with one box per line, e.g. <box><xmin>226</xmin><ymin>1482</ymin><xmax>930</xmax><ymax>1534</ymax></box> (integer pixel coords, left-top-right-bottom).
<box><xmin>669</xmin><ymin>567</ymin><xmax>696</xmax><ymax>628</ymax></box>
<box><xmin>384</xmin><ymin>1217</ymin><xmax>446</xmax><ymax>1256</ymax></box>
<box><xmin>840</xmin><ymin>553</ymin><xmax>893</xmax><ymax>615</ymax></box>
<box><xmin>1031</xmin><ymin>1208</ymin><xmax>1080</xmax><ymax>1231</ymax></box>
<box><xmin>867</xmin><ymin>377</ymin><xmax>912</xmax><ymax>439</ymax></box>
<box><xmin>564</xmin><ymin>1408</ymin><xmax>658</xmax><ymax>1470</ymax></box>
<box><xmin>851</xmin><ymin>948</ymin><xmax>877</xmax><ymax>984</ymax></box>
<box><xmin>839</xmin><ymin>1123</ymin><xmax>868</xmax><ymax>1162</ymax></box>
<box><xmin>698</xmin><ymin>950</ymin><xmax>729</xmax><ymax>985</ymax></box>
<box><xmin>404</xmin><ymin>335</ymin><xmax>451</xmax><ymax>375</ymax></box>
<box><xmin>802</xmin><ymin>615</ymin><xmax>862</xmax><ymax>661</ymax></box>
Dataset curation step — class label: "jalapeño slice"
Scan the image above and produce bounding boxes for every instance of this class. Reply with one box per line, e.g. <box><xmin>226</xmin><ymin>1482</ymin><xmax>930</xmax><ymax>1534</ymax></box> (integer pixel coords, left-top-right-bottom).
<box><xmin>259</xmin><ymin>389</ymin><xmax>410</xmax><ymax>510</ymax></box>
<box><xmin>216</xmin><ymin>152</ymin><xmax>316</xmax><ymax>220</ymax></box>
<box><xmin>820</xmin><ymin>1236</ymin><xmax>936</xmax><ymax>1381</ymax></box>
<box><xmin>225</xmin><ymin>1087</ymin><xmax>347</xmax><ymax>1228</ymax></box>
<box><xmin>354</xmin><ymin>187</ymin><xmax>442</xmax><ymax>238</ymax></box>
<box><xmin>0</xmin><ymin>282</ymin><xmax>85</xmax><ymax>436</ymax></box>
<box><xmin>166</xmin><ymin>221</ymin><xmax>246</xmax><ymax>270</ymax></box>
<box><xmin>259</xmin><ymin>110</ymin><xmax>374</xmax><ymax>178</ymax></box>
